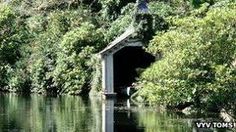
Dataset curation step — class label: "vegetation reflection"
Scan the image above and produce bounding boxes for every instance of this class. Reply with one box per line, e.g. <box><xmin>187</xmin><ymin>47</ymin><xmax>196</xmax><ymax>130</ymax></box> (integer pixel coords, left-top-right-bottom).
<box><xmin>136</xmin><ymin>109</ymin><xmax>192</xmax><ymax>132</ymax></box>
<box><xmin>0</xmin><ymin>94</ymin><xmax>102</xmax><ymax>132</ymax></box>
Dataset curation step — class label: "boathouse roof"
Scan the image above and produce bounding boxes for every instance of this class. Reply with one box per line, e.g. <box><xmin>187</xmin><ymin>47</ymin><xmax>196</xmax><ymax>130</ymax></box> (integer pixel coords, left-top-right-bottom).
<box><xmin>99</xmin><ymin>27</ymin><xmax>136</xmax><ymax>56</ymax></box>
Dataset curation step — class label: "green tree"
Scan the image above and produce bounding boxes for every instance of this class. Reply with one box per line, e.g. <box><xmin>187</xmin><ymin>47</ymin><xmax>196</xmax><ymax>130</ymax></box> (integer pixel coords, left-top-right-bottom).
<box><xmin>0</xmin><ymin>4</ymin><xmax>30</xmax><ymax>91</ymax></box>
<box><xmin>53</xmin><ymin>22</ymin><xmax>104</xmax><ymax>95</ymax></box>
<box><xmin>137</xmin><ymin>2</ymin><xmax>236</xmax><ymax>112</ymax></box>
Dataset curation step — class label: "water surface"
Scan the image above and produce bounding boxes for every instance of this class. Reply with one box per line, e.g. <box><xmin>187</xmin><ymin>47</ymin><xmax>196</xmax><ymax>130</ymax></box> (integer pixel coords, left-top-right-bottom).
<box><xmin>0</xmin><ymin>94</ymin><xmax>225</xmax><ymax>132</ymax></box>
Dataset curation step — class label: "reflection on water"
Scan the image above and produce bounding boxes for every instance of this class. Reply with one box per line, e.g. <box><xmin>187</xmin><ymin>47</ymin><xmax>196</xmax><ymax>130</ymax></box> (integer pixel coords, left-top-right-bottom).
<box><xmin>113</xmin><ymin>99</ymin><xmax>192</xmax><ymax>132</ymax></box>
<box><xmin>103</xmin><ymin>99</ymin><xmax>114</xmax><ymax>132</ymax></box>
<box><xmin>0</xmin><ymin>94</ymin><xmax>102</xmax><ymax>132</ymax></box>
<box><xmin>0</xmin><ymin>94</ymin><xmax>222</xmax><ymax>132</ymax></box>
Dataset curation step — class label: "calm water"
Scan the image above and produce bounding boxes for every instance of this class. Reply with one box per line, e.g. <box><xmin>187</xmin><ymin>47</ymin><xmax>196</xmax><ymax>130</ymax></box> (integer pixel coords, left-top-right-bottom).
<box><xmin>0</xmin><ymin>94</ymin><xmax>227</xmax><ymax>132</ymax></box>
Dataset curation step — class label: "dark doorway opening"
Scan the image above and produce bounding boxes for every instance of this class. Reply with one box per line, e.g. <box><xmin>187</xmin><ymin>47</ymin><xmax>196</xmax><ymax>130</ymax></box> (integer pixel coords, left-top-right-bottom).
<box><xmin>113</xmin><ymin>46</ymin><xmax>155</xmax><ymax>95</ymax></box>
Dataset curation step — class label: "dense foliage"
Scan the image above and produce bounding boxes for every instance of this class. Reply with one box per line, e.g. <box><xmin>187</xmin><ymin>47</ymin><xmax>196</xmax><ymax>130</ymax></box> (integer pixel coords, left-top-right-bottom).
<box><xmin>137</xmin><ymin>1</ymin><xmax>236</xmax><ymax>112</ymax></box>
<box><xmin>1</xmin><ymin>0</ymin><xmax>236</xmax><ymax>113</ymax></box>
<box><xmin>0</xmin><ymin>0</ymin><xmax>164</xmax><ymax>95</ymax></box>
<box><xmin>0</xmin><ymin>1</ymin><xmax>105</xmax><ymax>94</ymax></box>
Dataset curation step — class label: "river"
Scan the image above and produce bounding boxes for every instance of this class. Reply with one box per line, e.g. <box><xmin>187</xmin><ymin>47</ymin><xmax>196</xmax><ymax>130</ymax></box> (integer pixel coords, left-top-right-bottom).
<box><xmin>0</xmin><ymin>94</ymin><xmax>228</xmax><ymax>132</ymax></box>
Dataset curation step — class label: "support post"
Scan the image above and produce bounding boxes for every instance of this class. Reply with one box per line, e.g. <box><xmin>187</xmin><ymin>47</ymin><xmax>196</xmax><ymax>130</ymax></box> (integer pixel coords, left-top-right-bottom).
<box><xmin>102</xmin><ymin>54</ymin><xmax>116</xmax><ymax>98</ymax></box>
